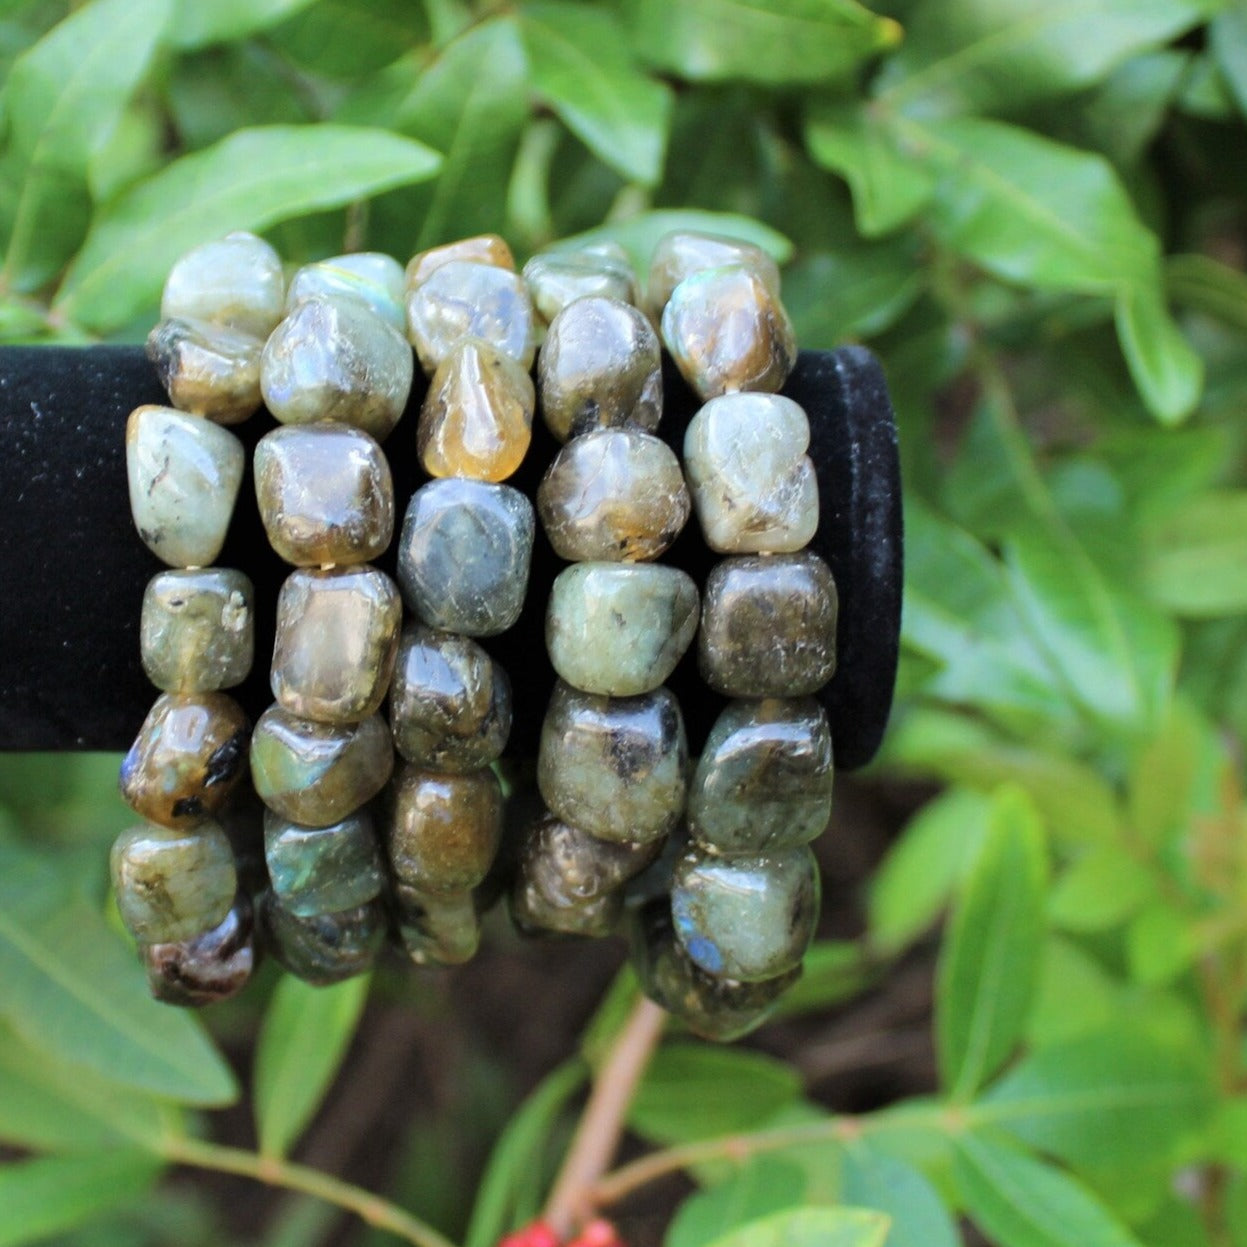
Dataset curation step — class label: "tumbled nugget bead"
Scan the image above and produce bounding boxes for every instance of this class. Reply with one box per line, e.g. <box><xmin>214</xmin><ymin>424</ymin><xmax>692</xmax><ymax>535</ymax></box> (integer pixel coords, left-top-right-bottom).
<box><xmin>263</xmin><ymin>808</ymin><xmax>384</xmax><ymax>917</ymax></box>
<box><xmin>684</xmin><ymin>393</ymin><xmax>818</xmax><ymax>554</ymax></box>
<box><xmin>662</xmin><ymin>265</ymin><xmax>796</xmax><ymax>400</ymax></box>
<box><xmin>397</xmin><ymin>479</ymin><xmax>534</xmax><ymax>636</ymax></box>
<box><xmin>126</xmin><ymin>405</ymin><xmax>245</xmax><ymax>568</ymax></box>
<box><xmin>520</xmin><ymin>810</ymin><xmax>660</xmax><ymax>908</ymax></box>
<box><xmin>688</xmin><ymin>698</ymin><xmax>833</xmax><ymax>852</ymax></box>
<box><xmin>111</xmin><ymin>819</ymin><xmax>237</xmax><ymax>943</ymax></box>
<box><xmin>250</xmin><ymin>707</ymin><xmax>393</xmax><ymax>827</ymax></box>
<box><xmin>418</xmin><ymin>337</ymin><xmax>535</xmax><ymax>482</ymax></box>
<box><xmin>547</xmin><ymin>563</ymin><xmax>699</xmax><ymax>696</ymax></box>
<box><xmin>538</xmin><ymin>296</ymin><xmax>662</xmax><ymax>442</ymax></box>
<box><xmin>262</xmin><ymin>893</ymin><xmax>384</xmax><ymax>985</ymax></box>
<box><xmin>146</xmin><ymin>318</ymin><xmax>263</xmax><ymax>426</ymax></box>
<box><xmin>261</xmin><ymin>294</ymin><xmax>413</xmax><ymax>442</ymax></box>
<box><xmin>142</xmin><ymin>893</ymin><xmax>256</xmax><ymax>1008</ymax></box>
<box><xmin>389</xmin><ymin>625</ymin><xmax>511</xmax><ymax>772</ymax></box>
<box><xmin>699</xmin><ymin>553</ymin><xmax>838</xmax><ymax>697</ymax></box>
<box><xmin>537</xmin><ymin>681</ymin><xmax>688</xmax><ymax>845</ymax></box>
<box><xmin>406</xmin><ymin>234</ymin><xmax>516</xmax><ymax>290</ymax></box>
<box><xmin>647</xmin><ymin>230</ymin><xmax>781</xmax><ymax>319</ymax></box>
<box><xmin>161</xmin><ymin>231</ymin><xmax>285</xmax><ymax>338</ymax></box>
<box><xmin>285</xmin><ymin>252</ymin><xmax>406</xmax><ymax>331</ymax></box>
<box><xmin>141</xmin><ymin>569</ymin><xmax>253</xmax><ymax>693</ymax></box>
<box><xmin>671</xmin><ymin>846</ymin><xmax>820</xmax><ymax>982</ymax></box>
<box><xmin>393</xmin><ymin>884</ymin><xmax>481</xmax><ymax>966</ymax></box>
<box><xmin>522</xmin><ymin>247</ymin><xmax>639</xmax><ymax>325</ymax></box>
<box><xmin>254</xmin><ymin>423</ymin><xmax>394</xmax><ymax>567</ymax></box>
<box><xmin>120</xmin><ymin>692</ymin><xmax>250</xmax><ymax>828</ymax></box>
<box><xmin>271</xmin><ymin>566</ymin><xmax>401</xmax><ymax>723</ymax></box>
<box><xmin>512</xmin><ymin>875</ymin><xmax>621</xmax><ymax>939</ymax></box>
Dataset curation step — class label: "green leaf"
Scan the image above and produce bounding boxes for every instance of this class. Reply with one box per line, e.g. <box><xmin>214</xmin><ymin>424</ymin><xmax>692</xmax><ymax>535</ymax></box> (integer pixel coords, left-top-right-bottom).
<box><xmin>667</xmin><ymin>1157</ymin><xmax>817</xmax><ymax>1247</ymax></box>
<box><xmin>705</xmin><ymin>1208</ymin><xmax>890</xmax><ymax>1247</ymax></box>
<box><xmin>55</xmin><ymin>124</ymin><xmax>441</xmax><ymax>332</ymax></box>
<box><xmin>1210</xmin><ymin>5</ymin><xmax>1247</xmax><ymax>121</ymax></box>
<box><xmin>267</xmin><ymin>0</ymin><xmax>429</xmax><ymax>78</ymax></box>
<box><xmin>1142</xmin><ymin>491</ymin><xmax>1247</xmax><ymax>618</ymax></box>
<box><xmin>520</xmin><ymin>3</ymin><xmax>672</xmax><ymax>186</ymax></box>
<box><xmin>1167</xmin><ymin>253</ymin><xmax>1247</xmax><ymax>336</ymax></box>
<box><xmin>253</xmin><ymin>973</ymin><xmax>370</xmax><ymax>1158</ymax></box>
<box><xmin>171</xmin><ymin>0</ymin><xmax>317</xmax><ymax>48</ymax></box>
<box><xmin>1127</xmin><ymin>901</ymin><xmax>1196</xmax><ymax>986</ymax></box>
<box><xmin>770</xmin><ymin>941</ymin><xmax>871</xmax><ymax>1018</ymax></box>
<box><xmin>1047</xmin><ymin>845</ymin><xmax>1155</xmax><ymax>933</ymax></box>
<box><xmin>936</xmin><ymin>786</ymin><xmax>1047</xmax><ymax>1099</ymax></box>
<box><xmin>841</xmin><ymin>1146</ymin><xmax>961</xmax><ymax>1247</ymax></box>
<box><xmin>1113</xmin><ymin>277</ymin><xmax>1203</xmax><ymax>424</ymax></box>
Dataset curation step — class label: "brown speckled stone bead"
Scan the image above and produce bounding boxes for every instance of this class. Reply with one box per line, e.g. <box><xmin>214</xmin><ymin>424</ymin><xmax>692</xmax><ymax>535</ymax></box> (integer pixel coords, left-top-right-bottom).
<box><xmin>647</xmin><ymin>230</ymin><xmax>781</xmax><ymax>319</ymax></box>
<box><xmin>261</xmin><ymin>893</ymin><xmax>384</xmax><ymax>985</ymax></box>
<box><xmin>141</xmin><ymin>894</ymin><xmax>256</xmax><ymax>1008</ymax></box>
<box><xmin>393</xmin><ymin>884</ymin><xmax>481</xmax><ymax>966</ymax></box>
<box><xmin>146</xmin><ymin>318</ymin><xmax>263</xmax><ymax>425</ymax></box>
<box><xmin>511</xmin><ymin>875</ymin><xmax>622</xmax><ymax>939</ymax></box>
<box><xmin>406</xmin><ymin>234</ymin><xmax>516</xmax><ymax>290</ymax></box>
<box><xmin>519</xmin><ymin>809</ymin><xmax>660</xmax><ymax>910</ymax></box>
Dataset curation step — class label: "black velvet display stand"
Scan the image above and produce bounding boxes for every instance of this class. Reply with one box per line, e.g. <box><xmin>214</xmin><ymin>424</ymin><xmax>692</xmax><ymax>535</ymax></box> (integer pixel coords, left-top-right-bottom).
<box><xmin>0</xmin><ymin>345</ymin><xmax>902</xmax><ymax>770</ymax></box>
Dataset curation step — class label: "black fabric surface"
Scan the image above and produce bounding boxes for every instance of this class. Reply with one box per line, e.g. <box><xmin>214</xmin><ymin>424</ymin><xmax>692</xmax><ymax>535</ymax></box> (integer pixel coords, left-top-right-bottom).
<box><xmin>0</xmin><ymin>345</ymin><xmax>902</xmax><ymax>768</ymax></box>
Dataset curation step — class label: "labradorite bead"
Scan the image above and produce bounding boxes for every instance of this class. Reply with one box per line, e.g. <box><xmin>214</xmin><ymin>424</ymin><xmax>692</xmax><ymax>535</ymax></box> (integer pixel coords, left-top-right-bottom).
<box><xmin>146</xmin><ymin>318</ymin><xmax>263</xmax><ymax>426</ymax></box>
<box><xmin>662</xmin><ymin>266</ymin><xmax>796</xmax><ymax>400</ymax></box>
<box><xmin>547</xmin><ymin>563</ymin><xmax>699</xmax><ymax>696</ymax></box>
<box><xmin>141</xmin><ymin>568</ymin><xmax>253</xmax><ymax>694</ymax></box>
<box><xmin>406</xmin><ymin>234</ymin><xmax>516</xmax><ymax>290</ymax></box>
<box><xmin>520</xmin><ymin>810</ymin><xmax>660</xmax><ymax>908</ymax></box>
<box><xmin>538</xmin><ymin>429</ymin><xmax>690</xmax><ymax>563</ymax></box>
<box><xmin>250</xmin><ymin>707</ymin><xmax>393</xmax><ymax>827</ymax></box>
<box><xmin>418</xmin><ymin>337</ymin><xmax>535</xmax><ymax>482</ymax></box>
<box><xmin>522</xmin><ymin>248</ymin><xmax>639</xmax><ymax>325</ymax></box>
<box><xmin>647</xmin><ymin>231</ymin><xmax>781</xmax><ymax>319</ymax></box>
<box><xmin>142</xmin><ymin>893</ymin><xmax>256</xmax><ymax>1008</ymax></box>
<box><xmin>389</xmin><ymin>625</ymin><xmax>512</xmax><ymax>772</ymax></box>
<box><xmin>538</xmin><ymin>296</ymin><xmax>662</xmax><ymax>442</ymax></box>
<box><xmin>111</xmin><ymin>820</ymin><xmax>237</xmax><ymax>943</ymax></box>
<box><xmin>161</xmin><ymin>231</ymin><xmax>285</xmax><ymax>338</ymax></box>
<box><xmin>262</xmin><ymin>893</ymin><xmax>384</xmax><ymax>985</ymax></box>
<box><xmin>261</xmin><ymin>294</ymin><xmax>414</xmax><ymax>442</ymax></box>
<box><xmin>126</xmin><ymin>405</ymin><xmax>245</xmax><ymax>568</ymax></box>
<box><xmin>688</xmin><ymin>699</ymin><xmax>833</xmax><ymax>852</ymax></box>
<box><xmin>397</xmin><ymin>479</ymin><xmax>534</xmax><ymax>636</ymax></box>
<box><xmin>699</xmin><ymin>553</ymin><xmax>838</xmax><ymax>697</ymax></box>
<box><xmin>263</xmin><ymin>808</ymin><xmax>384</xmax><ymax>917</ymax></box>
<box><xmin>254</xmin><ymin>424</ymin><xmax>394</xmax><ymax>567</ymax></box>
<box><xmin>537</xmin><ymin>681</ymin><xmax>688</xmax><ymax>845</ymax></box>
<box><xmin>511</xmin><ymin>874</ymin><xmax>622</xmax><ymax>939</ymax></box>
<box><xmin>393</xmin><ymin>884</ymin><xmax>481</xmax><ymax>966</ymax></box>
<box><xmin>120</xmin><ymin>693</ymin><xmax>250</xmax><ymax>828</ymax></box>
<box><xmin>406</xmin><ymin>260</ymin><xmax>535</xmax><ymax>374</ymax></box>
<box><xmin>387</xmin><ymin>765</ymin><xmax>502</xmax><ymax>893</ymax></box>
<box><xmin>684</xmin><ymin>393</ymin><xmax>818</xmax><ymax>554</ymax></box>
<box><xmin>286</xmin><ymin>252</ymin><xmax>406</xmax><ymax>330</ymax></box>
<box><xmin>271</xmin><ymin>566</ymin><xmax>401</xmax><ymax>723</ymax></box>
<box><xmin>671</xmin><ymin>846</ymin><xmax>819</xmax><ymax>982</ymax></box>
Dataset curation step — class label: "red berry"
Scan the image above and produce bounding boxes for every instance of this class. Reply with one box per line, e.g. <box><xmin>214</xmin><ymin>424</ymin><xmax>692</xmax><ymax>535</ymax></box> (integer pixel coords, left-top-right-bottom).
<box><xmin>568</xmin><ymin>1219</ymin><xmax>625</xmax><ymax>1247</ymax></box>
<box><xmin>497</xmin><ymin>1221</ymin><xmax>562</xmax><ymax>1247</ymax></box>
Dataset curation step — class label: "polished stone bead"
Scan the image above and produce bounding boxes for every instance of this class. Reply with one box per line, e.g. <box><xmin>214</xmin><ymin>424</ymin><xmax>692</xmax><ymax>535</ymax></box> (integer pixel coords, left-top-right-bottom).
<box><xmin>511</xmin><ymin>874</ymin><xmax>621</xmax><ymax>939</ymax></box>
<box><xmin>406</xmin><ymin>234</ymin><xmax>516</xmax><ymax>290</ymax></box>
<box><xmin>120</xmin><ymin>693</ymin><xmax>250</xmax><ymax>828</ymax></box>
<box><xmin>271</xmin><ymin>566</ymin><xmax>401</xmax><ymax>723</ymax></box>
<box><xmin>538</xmin><ymin>296</ymin><xmax>661</xmax><ymax>442</ymax></box>
<box><xmin>111</xmin><ymin>819</ymin><xmax>237</xmax><ymax>943</ymax></box>
<box><xmin>406</xmin><ymin>260</ymin><xmax>535</xmax><ymax>373</ymax></box>
<box><xmin>547</xmin><ymin>563</ymin><xmax>699</xmax><ymax>696</ymax></box>
<box><xmin>662</xmin><ymin>266</ymin><xmax>796</xmax><ymax>400</ymax></box>
<box><xmin>286</xmin><ymin>252</ymin><xmax>406</xmax><ymax>330</ymax></box>
<box><xmin>389</xmin><ymin>625</ymin><xmax>511</xmax><ymax>771</ymax></box>
<box><xmin>418</xmin><ymin>337</ymin><xmax>535</xmax><ymax>482</ymax></box>
<box><xmin>254</xmin><ymin>424</ymin><xmax>394</xmax><ymax>567</ymax></box>
<box><xmin>250</xmin><ymin>707</ymin><xmax>393</xmax><ymax>827</ymax></box>
<box><xmin>263</xmin><ymin>808</ymin><xmax>384</xmax><ymax>917</ymax></box>
<box><xmin>537</xmin><ymin>681</ymin><xmax>688</xmax><ymax>845</ymax></box>
<box><xmin>141</xmin><ymin>568</ymin><xmax>254</xmax><ymax>693</ymax></box>
<box><xmin>537</xmin><ymin>429</ymin><xmax>690</xmax><ymax>563</ymax></box>
<box><xmin>387</xmin><ymin>764</ymin><xmax>502</xmax><ymax>893</ymax></box>
<box><xmin>520</xmin><ymin>809</ymin><xmax>660</xmax><ymax>908</ymax></box>
<box><xmin>261</xmin><ymin>294</ymin><xmax>413</xmax><ymax>442</ymax></box>
<box><xmin>146</xmin><ymin>318</ymin><xmax>263</xmax><ymax>426</ymax></box>
<box><xmin>126</xmin><ymin>405</ymin><xmax>245</xmax><ymax>568</ymax></box>
<box><xmin>699</xmin><ymin>553</ymin><xmax>838</xmax><ymax>697</ymax></box>
<box><xmin>684</xmin><ymin>393</ymin><xmax>818</xmax><ymax>553</ymax></box>
<box><xmin>397</xmin><ymin>479</ymin><xmax>534</xmax><ymax>636</ymax></box>
<box><xmin>647</xmin><ymin>230</ymin><xmax>781</xmax><ymax>318</ymax></box>
<box><xmin>142</xmin><ymin>893</ymin><xmax>256</xmax><ymax>1008</ymax></box>
<box><xmin>162</xmin><ymin>231</ymin><xmax>285</xmax><ymax>338</ymax></box>
<box><xmin>688</xmin><ymin>699</ymin><xmax>833</xmax><ymax>852</ymax></box>
<box><xmin>522</xmin><ymin>248</ymin><xmax>639</xmax><ymax>325</ymax></box>
<box><xmin>393</xmin><ymin>884</ymin><xmax>481</xmax><ymax>966</ymax></box>
<box><xmin>671</xmin><ymin>846</ymin><xmax>819</xmax><ymax>982</ymax></box>
<box><xmin>262</xmin><ymin>893</ymin><xmax>384</xmax><ymax>985</ymax></box>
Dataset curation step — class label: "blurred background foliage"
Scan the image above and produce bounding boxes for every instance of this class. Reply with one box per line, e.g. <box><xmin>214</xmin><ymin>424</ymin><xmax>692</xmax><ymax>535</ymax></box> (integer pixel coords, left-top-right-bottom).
<box><xmin>3</xmin><ymin>0</ymin><xmax>1247</xmax><ymax>1245</ymax></box>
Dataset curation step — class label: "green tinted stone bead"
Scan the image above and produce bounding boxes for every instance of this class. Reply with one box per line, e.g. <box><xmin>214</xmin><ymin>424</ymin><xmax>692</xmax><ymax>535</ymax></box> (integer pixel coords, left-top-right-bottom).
<box><xmin>671</xmin><ymin>846</ymin><xmax>819</xmax><ymax>982</ymax></box>
<box><xmin>261</xmin><ymin>294</ymin><xmax>414</xmax><ymax>442</ymax></box>
<box><xmin>271</xmin><ymin>566</ymin><xmax>401</xmax><ymax>723</ymax></box>
<box><xmin>699</xmin><ymin>553</ymin><xmax>838</xmax><ymax>697</ymax></box>
<box><xmin>647</xmin><ymin>231</ymin><xmax>780</xmax><ymax>319</ymax></box>
<box><xmin>393</xmin><ymin>884</ymin><xmax>481</xmax><ymax>966</ymax></box>
<box><xmin>389</xmin><ymin>625</ymin><xmax>512</xmax><ymax>772</ymax></box>
<box><xmin>538</xmin><ymin>296</ymin><xmax>662</xmax><ymax>442</ymax></box>
<box><xmin>397</xmin><ymin>479</ymin><xmax>534</xmax><ymax>636</ymax></box>
<box><xmin>684</xmin><ymin>393</ymin><xmax>818</xmax><ymax>553</ymax></box>
<box><xmin>519</xmin><ymin>809</ymin><xmax>660</xmax><ymax>909</ymax></box>
<box><xmin>161</xmin><ymin>231</ymin><xmax>285</xmax><ymax>338</ymax></box>
<box><xmin>286</xmin><ymin>252</ymin><xmax>406</xmax><ymax>330</ymax></box>
<box><xmin>387</xmin><ymin>764</ymin><xmax>503</xmax><ymax>893</ymax></box>
<box><xmin>141</xmin><ymin>893</ymin><xmax>256</xmax><ymax>1008</ymax></box>
<box><xmin>538</xmin><ymin>428</ymin><xmax>690</xmax><ymax>563</ymax></box>
<box><xmin>688</xmin><ymin>698</ymin><xmax>833</xmax><ymax>852</ymax></box>
<box><xmin>263</xmin><ymin>808</ymin><xmax>384</xmax><ymax>917</ymax></box>
<box><xmin>141</xmin><ymin>568</ymin><xmax>254</xmax><ymax>693</ymax></box>
<box><xmin>262</xmin><ymin>893</ymin><xmax>384</xmax><ymax>985</ymax></box>
<box><xmin>120</xmin><ymin>692</ymin><xmax>250</xmax><ymax>828</ymax></box>
<box><xmin>406</xmin><ymin>235</ymin><xmax>516</xmax><ymax>290</ymax></box>
<box><xmin>522</xmin><ymin>248</ymin><xmax>639</xmax><ymax>325</ymax></box>
<box><xmin>111</xmin><ymin>819</ymin><xmax>237</xmax><ymax>943</ymax></box>
<box><xmin>146</xmin><ymin>318</ymin><xmax>263</xmax><ymax>426</ymax></box>
<box><xmin>126</xmin><ymin>405</ymin><xmax>245</xmax><ymax>568</ymax></box>
<box><xmin>547</xmin><ymin>562</ymin><xmax>699</xmax><ymax>696</ymax></box>
<box><xmin>537</xmin><ymin>681</ymin><xmax>688</xmax><ymax>846</ymax></box>
<box><xmin>511</xmin><ymin>874</ymin><xmax>621</xmax><ymax>939</ymax></box>
<box><xmin>661</xmin><ymin>266</ymin><xmax>796</xmax><ymax>400</ymax></box>
<box><xmin>406</xmin><ymin>260</ymin><xmax>535</xmax><ymax>374</ymax></box>
<box><xmin>251</xmin><ymin>707</ymin><xmax>394</xmax><ymax>827</ymax></box>
<box><xmin>254</xmin><ymin>423</ymin><xmax>395</xmax><ymax>567</ymax></box>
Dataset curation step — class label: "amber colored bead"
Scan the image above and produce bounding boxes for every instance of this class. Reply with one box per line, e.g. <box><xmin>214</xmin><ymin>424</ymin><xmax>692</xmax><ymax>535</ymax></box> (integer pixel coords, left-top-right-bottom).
<box><xmin>647</xmin><ymin>230</ymin><xmax>781</xmax><ymax>319</ymax></box>
<box><xmin>146</xmin><ymin>318</ymin><xmax>263</xmax><ymax>426</ymax></box>
<box><xmin>406</xmin><ymin>234</ymin><xmax>516</xmax><ymax>289</ymax></box>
